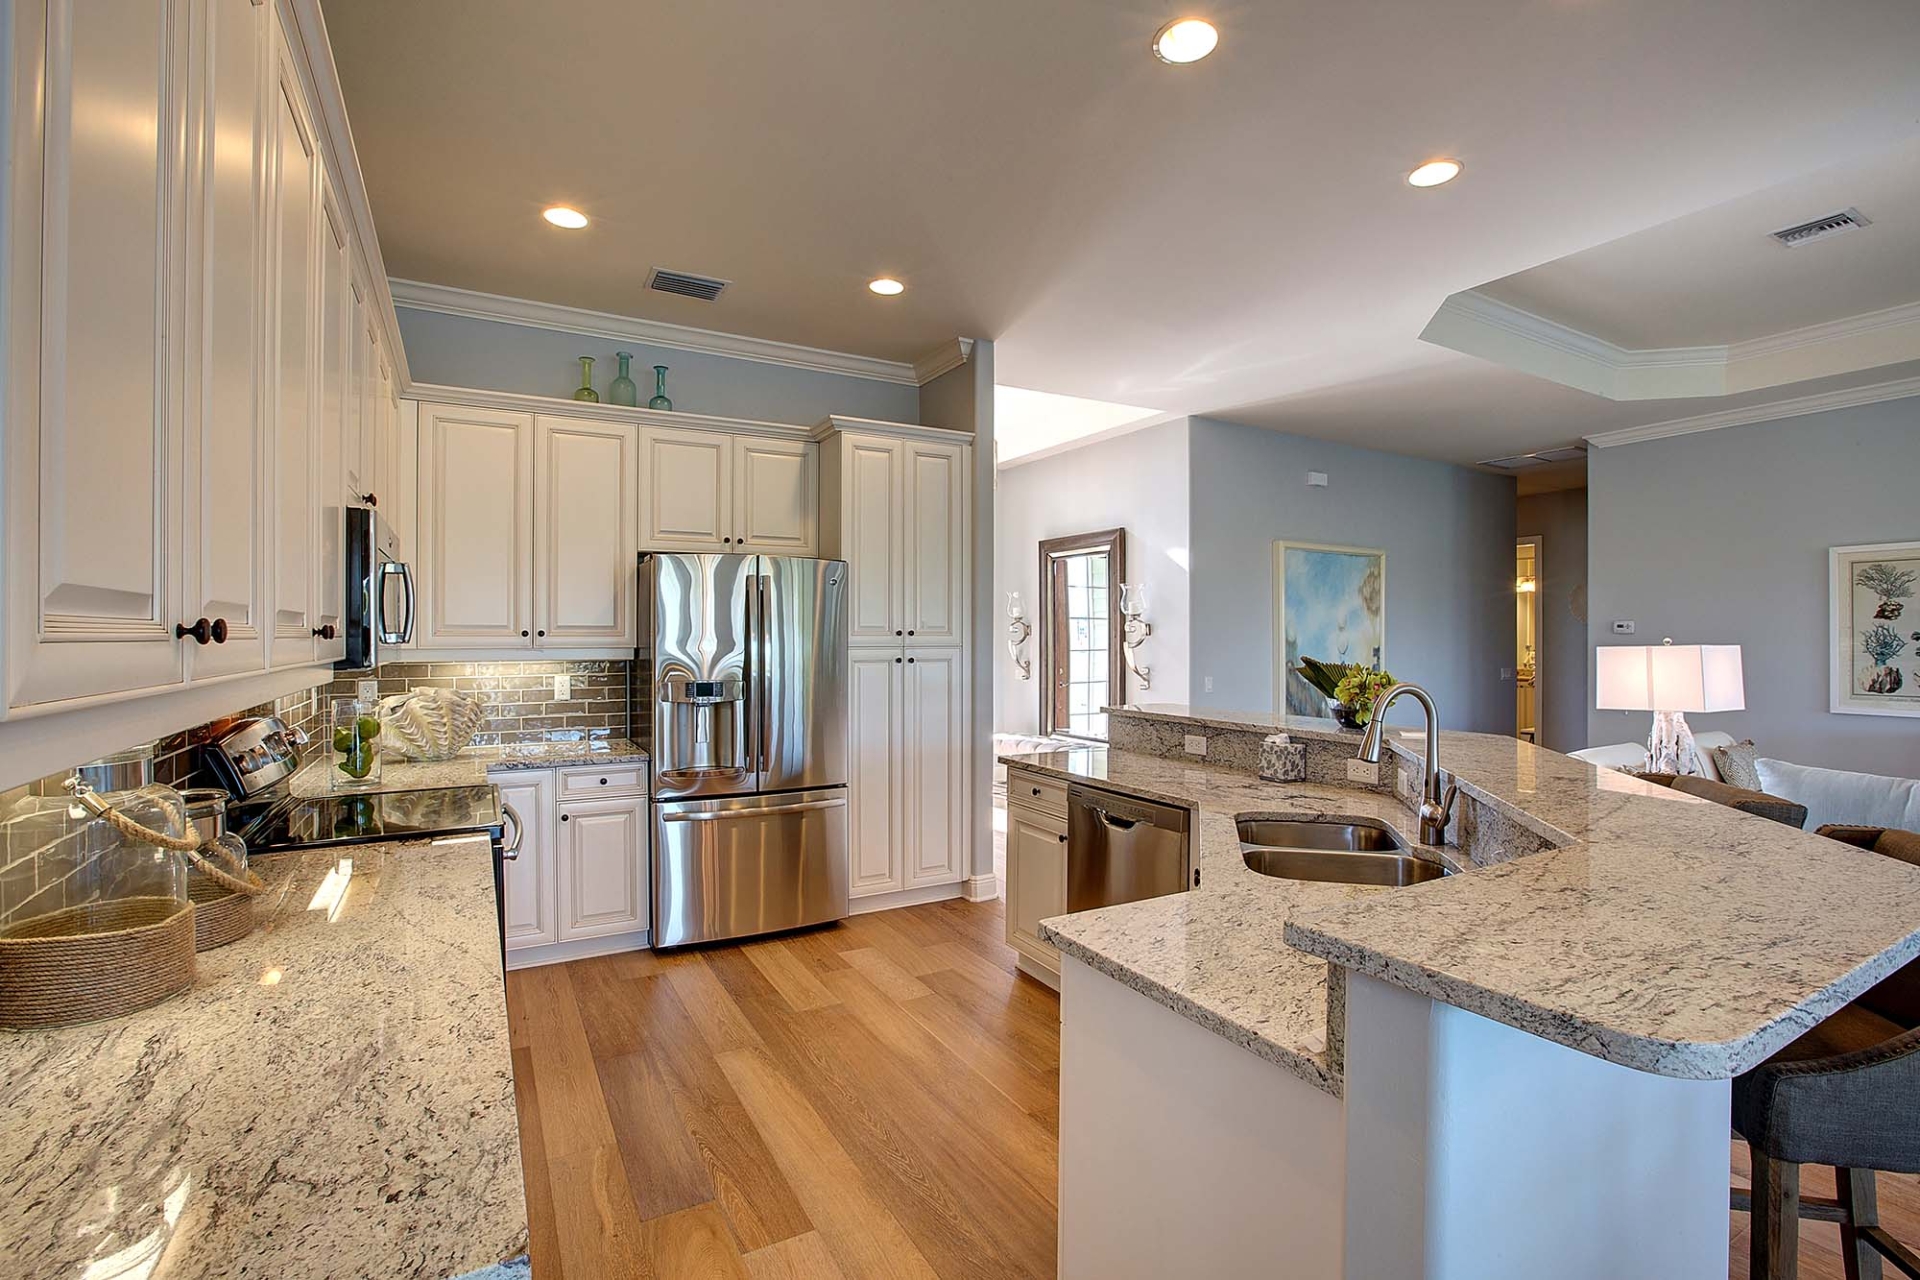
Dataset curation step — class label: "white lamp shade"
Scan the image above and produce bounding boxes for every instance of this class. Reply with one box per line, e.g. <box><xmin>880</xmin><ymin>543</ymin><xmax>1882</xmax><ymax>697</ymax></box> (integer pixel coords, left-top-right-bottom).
<box><xmin>1596</xmin><ymin>644</ymin><xmax>1745</xmax><ymax>713</ymax></box>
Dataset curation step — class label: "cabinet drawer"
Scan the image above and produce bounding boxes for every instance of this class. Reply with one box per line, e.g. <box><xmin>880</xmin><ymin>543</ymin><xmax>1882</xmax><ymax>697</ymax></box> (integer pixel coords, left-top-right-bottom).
<box><xmin>1007</xmin><ymin>768</ymin><xmax>1068</xmax><ymax>819</ymax></box>
<box><xmin>558</xmin><ymin>764</ymin><xmax>648</xmax><ymax>799</ymax></box>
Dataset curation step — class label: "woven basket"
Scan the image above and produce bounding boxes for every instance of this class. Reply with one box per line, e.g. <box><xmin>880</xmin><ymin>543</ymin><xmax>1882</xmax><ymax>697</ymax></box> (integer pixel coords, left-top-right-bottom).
<box><xmin>188</xmin><ymin>876</ymin><xmax>254</xmax><ymax>951</ymax></box>
<box><xmin>0</xmin><ymin>896</ymin><xmax>195</xmax><ymax>1029</ymax></box>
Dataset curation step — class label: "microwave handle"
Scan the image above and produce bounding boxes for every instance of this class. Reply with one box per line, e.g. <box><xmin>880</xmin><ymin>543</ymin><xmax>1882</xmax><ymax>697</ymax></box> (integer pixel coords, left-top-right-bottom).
<box><xmin>377</xmin><ymin>561</ymin><xmax>415</xmax><ymax>645</ymax></box>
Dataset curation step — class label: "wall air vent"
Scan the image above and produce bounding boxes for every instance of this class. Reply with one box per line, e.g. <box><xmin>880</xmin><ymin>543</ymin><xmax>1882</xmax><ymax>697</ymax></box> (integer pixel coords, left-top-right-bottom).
<box><xmin>647</xmin><ymin>267</ymin><xmax>730</xmax><ymax>301</ymax></box>
<box><xmin>1770</xmin><ymin>207</ymin><xmax>1871</xmax><ymax>249</ymax></box>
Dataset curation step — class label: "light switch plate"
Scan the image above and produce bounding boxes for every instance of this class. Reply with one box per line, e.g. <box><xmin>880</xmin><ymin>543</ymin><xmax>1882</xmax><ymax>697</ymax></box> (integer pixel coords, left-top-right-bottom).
<box><xmin>1612</xmin><ymin>620</ymin><xmax>1636</xmax><ymax>634</ymax></box>
<box><xmin>1346</xmin><ymin>759</ymin><xmax>1380</xmax><ymax>785</ymax></box>
<box><xmin>1184</xmin><ymin>734</ymin><xmax>1208</xmax><ymax>757</ymax></box>
<box><xmin>554</xmin><ymin>673</ymin><xmax>571</xmax><ymax>700</ymax></box>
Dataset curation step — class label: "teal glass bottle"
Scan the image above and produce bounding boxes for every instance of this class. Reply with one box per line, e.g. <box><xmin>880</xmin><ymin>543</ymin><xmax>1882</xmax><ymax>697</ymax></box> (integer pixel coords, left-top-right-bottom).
<box><xmin>572</xmin><ymin>355</ymin><xmax>598</xmax><ymax>403</ymax></box>
<box><xmin>608</xmin><ymin>352</ymin><xmax>638</xmax><ymax>406</ymax></box>
<box><xmin>649</xmin><ymin>365</ymin><xmax>672</xmax><ymax>411</ymax></box>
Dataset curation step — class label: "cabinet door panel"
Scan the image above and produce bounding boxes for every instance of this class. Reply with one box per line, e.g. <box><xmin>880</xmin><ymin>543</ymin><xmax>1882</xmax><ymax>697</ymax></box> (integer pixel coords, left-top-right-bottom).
<box><xmin>311</xmin><ymin>188</ymin><xmax>348</xmax><ymax>660</ymax></box>
<box><xmin>842</xmin><ymin>437</ymin><xmax>903</xmax><ymax>646</ymax></box>
<box><xmin>535</xmin><ymin>418</ymin><xmax>634</xmax><ymax>646</ymax></box>
<box><xmin>903</xmin><ymin>442</ymin><xmax>966</xmax><ymax>645</ymax></box>
<box><xmin>10</xmin><ymin>0</ymin><xmax>187</xmax><ymax>706</ymax></box>
<box><xmin>498</xmin><ymin>771</ymin><xmax>556</xmax><ymax>949</ymax></box>
<box><xmin>1007</xmin><ymin>805</ymin><xmax>1066</xmax><ymax>963</ymax></box>
<box><xmin>418</xmin><ymin>405</ymin><xmax>532</xmax><ymax>646</ymax></box>
<box><xmin>903</xmin><ymin>648</ymin><xmax>966</xmax><ymax>886</ymax></box>
<box><xmin>557</xmin><ymin>798</ymin><xmax>646</xmax><ymax>939</ymax></box>
<box><xmin>343</xmin><ymin>273</ymin><xmax>370</xmax><ymax>498</ymax></box>
<box><xmin>733</xmin><ymin>437</ymin><xmax>816</xmax><ymax>552</ymax></box>
<box><xmin>268</xmin><ymin>52</ymin><xmax>316</xmax><ymax>661</ymax></box>
<box><xmin>847</xmin><ymin>650</ymin><xmax>903</xmax><ymax>896</ymax></box>
<box><xmin>640</xmin><ymin>428</ymin><xmax>730</xmax><ymax>551</ymax></box>
<box><xmin>186</xmin><ymin>0</ymin><xmax>268</xmax><ymax>680</ymax></box>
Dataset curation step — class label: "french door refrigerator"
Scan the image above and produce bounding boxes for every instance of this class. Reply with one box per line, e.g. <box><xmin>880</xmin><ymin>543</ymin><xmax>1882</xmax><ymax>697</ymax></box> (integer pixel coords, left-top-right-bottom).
<box><xmin>637</xmin><ymin>553</ymin><xmax>850</xmax><ymax>947</ymax></box>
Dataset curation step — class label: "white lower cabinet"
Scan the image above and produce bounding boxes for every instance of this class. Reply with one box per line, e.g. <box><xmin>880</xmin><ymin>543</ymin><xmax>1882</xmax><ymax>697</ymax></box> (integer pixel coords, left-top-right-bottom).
<box><xmin>847</xmin><ymin>646</ymin><xmax>969</xmax><ymax>900</ymax></box>
<box><xmin>497</xmin><ymin>764</ymin><xmax>651</xmax><ymax>966</ymax></box>
<box><xmin>1006</xmin><ymin>768</ymin><xmax>1068</xmax><ymax>986</ymax></box>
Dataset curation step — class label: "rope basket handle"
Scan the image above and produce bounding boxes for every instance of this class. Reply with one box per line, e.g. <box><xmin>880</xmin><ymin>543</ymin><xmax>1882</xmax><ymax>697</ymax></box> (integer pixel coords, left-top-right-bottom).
<box><xmin>66</xmin><ymin>784</ymin><xmax>267</xmax><ymax>897</ymax></box>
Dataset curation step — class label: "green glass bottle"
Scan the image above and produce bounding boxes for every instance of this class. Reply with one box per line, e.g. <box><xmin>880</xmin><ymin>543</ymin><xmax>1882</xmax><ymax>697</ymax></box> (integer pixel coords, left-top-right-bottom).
<box><xmin>608</xmin><ymin>351</ymin><xmax>638</xmax><ymax>406</ymax></box>
<box><xmin>649</xmin><ymin>365</ymin><xmax>672</xmax><ymax>411</ymax></box>
<box><xmin>572</xmin><ymin>355</ymin><xmax>599</xmax><ymax>403</ymax></box>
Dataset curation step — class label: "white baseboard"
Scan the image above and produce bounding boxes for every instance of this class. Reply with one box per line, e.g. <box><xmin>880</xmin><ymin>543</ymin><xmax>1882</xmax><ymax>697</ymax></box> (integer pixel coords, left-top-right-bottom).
<box><xmin>506</xmin><ymin>927</ymin><xmax>652</xmax><ymax>970</ymax></box>
<box><xmin>848</xmin><ymin>881</ymin><xmax>964</xmax><ymax>915</ymax></box>
<box><xmin>963</xmin><ymin>873</ymin><xmax>1000</xmax><ymax>902</ymax></box>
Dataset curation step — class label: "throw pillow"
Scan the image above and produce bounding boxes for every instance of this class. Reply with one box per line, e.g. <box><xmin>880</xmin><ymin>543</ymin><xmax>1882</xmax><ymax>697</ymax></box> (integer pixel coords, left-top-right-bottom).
<box><xmin>1710</xmin><ymin>740</ymin><xmax>1762</xmax><ymax>791</ymax></box>
<box><xmin>1755</xmin><ymin>758</ymin><xmax>1920</xmax><ymax>834</ymax></box>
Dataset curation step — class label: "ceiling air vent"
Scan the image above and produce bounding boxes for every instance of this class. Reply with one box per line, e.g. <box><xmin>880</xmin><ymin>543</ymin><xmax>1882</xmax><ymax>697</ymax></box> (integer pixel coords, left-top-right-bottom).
<box><xmin>1479</xmin><ymin>445</ymin><xmax>1587</xmax><ymax>472</ymax></box>
<box><xmin>647</xmin><ymin>267</ymin><xmax>730</xmax><ymax>302</ymax></box>
<box><xmin>1770</xmin><ymin>207</ymin><xmax>1871</xmax><ymax>249</ymax></box>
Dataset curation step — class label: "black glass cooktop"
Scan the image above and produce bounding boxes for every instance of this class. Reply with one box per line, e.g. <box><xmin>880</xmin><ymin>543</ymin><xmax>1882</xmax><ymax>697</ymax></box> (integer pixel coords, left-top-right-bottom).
<box><xmin>232</xmin><ymin>783</ymin><xmax>503</xmax><ymax>854</ymax></box>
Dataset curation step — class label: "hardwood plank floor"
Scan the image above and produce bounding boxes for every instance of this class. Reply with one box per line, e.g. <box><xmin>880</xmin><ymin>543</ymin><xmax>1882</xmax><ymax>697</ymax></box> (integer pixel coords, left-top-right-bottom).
<box><xmin>506</xmin><ymin>895</ymin><xmax>1920</xmax><ymax>1278</ymax></box>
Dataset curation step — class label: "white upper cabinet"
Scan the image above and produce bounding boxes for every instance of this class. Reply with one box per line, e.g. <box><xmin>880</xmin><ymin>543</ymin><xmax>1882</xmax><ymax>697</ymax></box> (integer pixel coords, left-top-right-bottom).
<box><xmin>902</xmin><ymin>441</ymin><xmax>968</xmax><ymax>646</ymax></box>
<box><xmin>267</xmin><ymin>34</ymin><xmax>316</xmax><ymax>664</ymax></box>
<box><xmin>6</xmin><ymin>0</ymin><xmax>188</xmax><ymax>709</ymax></box>
<box><xmin>416</xmin><ymin>403</ymin><xmax>534</xmax><ymax>647</ymax></box>
<box><xmin>638</xmin><ymin>425</ymin><xmax>816</xmax><ymax>554</ymax></box>
<box><xmin>819</xmin><ymin>430</ymin><xmax>968</xmax><ymax>650</ymax></box>
<box><xmin>534</xmin><ymin>417</ymin><xmax>635</xmax><ymax>647</ymax></box>
<box><xmin>184</xmin><ymin>0</ymin><xmax>269</xmax><ymax>681</ymax></box>
<box><xmin>733</xmin><ymin>436</ymin><xmax>818</xmax><ymax>552</ymax></box>
<box><xmin>343</xmin><ymin>270</ymin><xmax>371</xmax><ymax>501</ymax></box>
<box><xmin>311</xmin><ymin>185</ymin><xmax>349</xmax><ymax>661</ymax></box>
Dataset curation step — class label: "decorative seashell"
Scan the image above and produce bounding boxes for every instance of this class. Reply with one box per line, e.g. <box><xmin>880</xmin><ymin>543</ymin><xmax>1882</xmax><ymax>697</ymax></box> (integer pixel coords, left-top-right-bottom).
<box><xmin>377</xmin><ymin>688</ymin><xmax>489</xmax><ymax>761</ymax></box>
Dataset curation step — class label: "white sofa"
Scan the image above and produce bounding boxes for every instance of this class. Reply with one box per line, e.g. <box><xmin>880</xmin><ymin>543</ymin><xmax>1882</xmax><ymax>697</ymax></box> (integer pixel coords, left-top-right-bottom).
<box><xmin>1567</xmin><ymin>731</ymin><xmax>1738</xmax><ymax>781</ymax></box>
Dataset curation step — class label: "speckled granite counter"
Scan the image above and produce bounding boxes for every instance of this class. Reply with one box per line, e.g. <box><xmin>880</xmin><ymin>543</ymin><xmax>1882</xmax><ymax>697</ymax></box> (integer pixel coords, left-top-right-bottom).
<box><xmin>1015</xmin><ymin>746</ymin><xmax>1443</xmax><ymax>1095</ymax></box>
<box><xmin>475</xmin><ymin>737</ymin><xmax>648</xmax><ymax>772</ymax></box>
<box><xmin>0</xmin><ymin>837</ymin><xmax>527</xmax><ymax>1279</ymax></box>
<box><xmin>288</xmin><ymin>738</ymin><xmax>648</xmax><ymax>798</ymax></box>
<box><xmin>1020</xmin><ymin>705</ymin><xmax>1920</xmax><ymax>1083</ymax></box>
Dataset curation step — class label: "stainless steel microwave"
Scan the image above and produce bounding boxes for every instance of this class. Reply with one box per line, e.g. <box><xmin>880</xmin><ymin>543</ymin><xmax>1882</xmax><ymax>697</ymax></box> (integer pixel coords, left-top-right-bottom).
<box><xmin>337</xmin><ymin>506</ymin><xmax>414</xmax><ymax>671</ymax></box>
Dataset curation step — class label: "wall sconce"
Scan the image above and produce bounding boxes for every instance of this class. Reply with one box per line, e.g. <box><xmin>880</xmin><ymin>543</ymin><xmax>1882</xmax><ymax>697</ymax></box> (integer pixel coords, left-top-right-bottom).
<box><xmin>1006</xmin><ymin>592</ymin><xmax>1033</xmax><ymax>680</ymax></box>
<box><xmin>1118</xmin><ymin>583</ymin><xmax>1151</xmax><ymax>690</ymax></box>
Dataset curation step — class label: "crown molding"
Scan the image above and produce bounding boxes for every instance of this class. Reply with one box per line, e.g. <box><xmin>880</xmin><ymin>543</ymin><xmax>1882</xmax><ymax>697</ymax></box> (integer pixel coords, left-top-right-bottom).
<box><xmin>389</xmin><ymin>279</ymin><xmax>935</xmax><ymax>386</ymax></box>
<box><xmin>1584</xmin><ymin>374</ymin><xmax>1920</xmax><ymax>449</ymax></box>
<box><xmin>911</xmin><ymin>338</ymin><xmax>974</xmax><ymax>384</ymax></box>
<box><xmin>1423</xmin><ymin>288</ymin><xmax>1920</xmax><ymax>402</ymax></box>
<box><xmin>407</xmin><ymin>381</ymin><xmax>817</xmax><ymax>439</ymax></box>
<box><xmin>808</xmin><ymin>414</ymin><xmax>976</xmax><ymax>445</ymax></box>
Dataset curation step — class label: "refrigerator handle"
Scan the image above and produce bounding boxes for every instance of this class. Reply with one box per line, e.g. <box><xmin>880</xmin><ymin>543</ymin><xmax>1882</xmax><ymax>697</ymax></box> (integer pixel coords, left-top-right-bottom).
<box><xmin>756</xmin><ymin>572</ymin><xmax>771</xmax><ymax>777</ymax></box>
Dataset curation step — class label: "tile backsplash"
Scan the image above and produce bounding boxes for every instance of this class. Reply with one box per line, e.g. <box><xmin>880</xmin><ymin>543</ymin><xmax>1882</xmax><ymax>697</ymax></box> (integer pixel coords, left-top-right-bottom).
<box><xmin>315</xmin><ymin>660</ymin><xmax>631</xmax><ymax>746</ymax></box>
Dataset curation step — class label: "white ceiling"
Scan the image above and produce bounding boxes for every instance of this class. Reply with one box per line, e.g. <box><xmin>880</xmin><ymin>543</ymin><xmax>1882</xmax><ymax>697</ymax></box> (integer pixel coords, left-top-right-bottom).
<box><xmin>994</xmin><ymin>386</ymin><xmax>1165</xmax><ymax>467</ymax></box>
<box><xmin>320</xmin><ymin>0</ymin><xmax>1920</xmax><ymax>466</ymax></box>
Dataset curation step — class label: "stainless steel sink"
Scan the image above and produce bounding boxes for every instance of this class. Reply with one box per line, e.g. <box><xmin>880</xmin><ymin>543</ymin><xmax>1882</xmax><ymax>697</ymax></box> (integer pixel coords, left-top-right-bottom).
<box><xmin>1235</xmin><ymin>817</ymin><xmax>1406</xmax><ymax>853</ymax></box>
<box><xmin>1235</xmin><ymin>816</ymin><xmax>1448</xmax><ymax>887</ymax></box>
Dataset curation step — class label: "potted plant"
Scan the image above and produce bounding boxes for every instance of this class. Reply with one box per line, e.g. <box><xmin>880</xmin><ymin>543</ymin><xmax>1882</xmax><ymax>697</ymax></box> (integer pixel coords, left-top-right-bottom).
<box><xmin>1292</xmin><ymin>656</ymin><xmax>1396</xmax><ymax>729</ymax></box>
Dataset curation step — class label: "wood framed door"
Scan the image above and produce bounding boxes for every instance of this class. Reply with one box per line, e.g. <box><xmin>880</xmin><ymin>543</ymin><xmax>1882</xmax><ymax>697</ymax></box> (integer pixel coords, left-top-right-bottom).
<box><xmin>1039</xmin><ymin>528</ymin><xmax>1126</xmax><ymax>739</ymax></box>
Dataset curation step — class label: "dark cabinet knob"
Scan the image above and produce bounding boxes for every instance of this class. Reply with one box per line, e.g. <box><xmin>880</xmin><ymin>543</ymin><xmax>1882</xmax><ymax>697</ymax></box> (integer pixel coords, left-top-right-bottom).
<box><xmin>599</xmin><ymin>778</ymin><xmax>608</xmax><ymax>786</ymax></box>
<box><xmin>560</xmin><ymin>813</ymin><xmax>570</xmax><ymax>823</ymax></box>
<box><xmin>907</xmin><ymin>657</ymin><xmax>916</xmax><ymax>664</ymax></box>
<box><xmin>211</xmin><ymin>618</ymin><xmax>229</xmax><ymax>644</ymax></box>
<box><xmin>176</xmin><ymin>618</ymin><xmax>214</xmax><ymax>645</ymax></box>
<box><xmin>894</xmin><ymin>657</ymin><xmax>902</xmax><ymax>664</ymax></box>
<box><xmin>907</xmin><ymin>630</ymin><xmax>915</xmax><ymax>636</ymax></box>
<box><xmin>520</xmin><ymin>630</ymin><xmax>530</xmax><ymax>638</ymax></box>
<box><xmin>363</xmin><ymin>492</ymin><xmax>377</xmax><ymax>507</ymax></box>
<box><xmin>312</xmin><ymin>624</ymin><xmax>336</xmax><ymax>640</ymax></box>
<box><xmin>1058</xmin><ymin>833</ymin><xmax>1068</xmax><ymax>843</ymax></box>
<box><xmin>895</xmin><ymin>630</ymin><xmax>903</xmax><ymax>637</ymax></box>
<box><xmin>1031</xmin><ymin>787</ymin><xmax>1041</xmax><ymax>796</ymax></box>
<box><xmin>537</xmin><ymin>629</ymin><xmax>546</xmax><ymax>638</ymax></box>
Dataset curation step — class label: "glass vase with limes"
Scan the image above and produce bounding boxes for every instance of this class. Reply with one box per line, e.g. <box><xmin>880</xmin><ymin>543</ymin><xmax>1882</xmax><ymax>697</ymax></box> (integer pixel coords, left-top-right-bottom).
<box><xmin>329</xmin><ymin>697</ymin><xmax>384</xmax><ymax>791</ymax></box>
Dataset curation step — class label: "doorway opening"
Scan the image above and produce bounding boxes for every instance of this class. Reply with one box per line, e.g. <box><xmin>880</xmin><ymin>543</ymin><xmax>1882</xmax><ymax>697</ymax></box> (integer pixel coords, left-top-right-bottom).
<box><xmin>1038</xmin><ymin>529</ymin><xmax>1125</xmax><ymax>740</ymax></box>
<box><xmin>1516</xmin><ymin>536</ymin><xmax>1541</xmax><ymax>742</ymax></box>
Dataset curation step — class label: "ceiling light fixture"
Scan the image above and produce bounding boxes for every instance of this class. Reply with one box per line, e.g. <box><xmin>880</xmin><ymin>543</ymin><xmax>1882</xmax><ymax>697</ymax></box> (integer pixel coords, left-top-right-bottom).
<box><xmin>868</xmin><ymin>277</ymin><xmax>905</xmax><ymax>296</ymax></box>
<box><xmin>542</xmin><ymin>206</ymin><xmax>589</xmax><ymax>229</ymax></box>
<box><xmin>1152</xmin><ymin>18</ymin><xmax>1218</xmax><ymax>64</ymax></box>
<box><xmin>1406</xmin><ymin>159</ymin><xmax>1463</xmax><ymax>188</ymax></box>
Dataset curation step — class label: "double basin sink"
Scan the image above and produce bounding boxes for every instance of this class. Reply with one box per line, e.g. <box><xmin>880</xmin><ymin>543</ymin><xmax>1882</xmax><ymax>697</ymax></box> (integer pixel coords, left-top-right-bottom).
<box><xmin>1237</xmin><ymin>817</ymin><xmax>1448</xmax><ymax>887</ymax></box>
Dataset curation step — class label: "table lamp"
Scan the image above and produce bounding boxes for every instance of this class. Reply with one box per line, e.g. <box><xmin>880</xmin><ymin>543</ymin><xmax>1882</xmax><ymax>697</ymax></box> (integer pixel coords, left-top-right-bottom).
<box><xmin>1595</xmin><ymin>640</ymin><xmax>1745</xmax><ymax>775</ymax></box>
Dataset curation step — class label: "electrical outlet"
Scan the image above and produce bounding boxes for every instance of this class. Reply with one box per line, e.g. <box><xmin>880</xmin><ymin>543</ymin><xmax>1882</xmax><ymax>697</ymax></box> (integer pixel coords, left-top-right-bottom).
<box><xmin>356</xmin><ymin>679</ymin><xmax>378</xmax><ymax>702</ymax></box>
<box><xmin>554</xmin><ymin>673</ymin><xmax>571</xmax><ymax>700</ymax></box>
<box><xmin>1204</xmin><ymin>676</ymin><xmax>1214</xmax><ymax>693</ymax></box>
<box><xmin>1611</xmin><ymin>620</ymin><xmax>1636</xmax><ymax>635</ymax></box>
<box><xmin>1183</xmin><ymin>734</ymin><xmax>1208</xmax><ymax>757</ymax></box>
<box><xmin>1346</xmin><ymin>758</ymin><xmax>1380</xmax><ymax>785</ymax></box>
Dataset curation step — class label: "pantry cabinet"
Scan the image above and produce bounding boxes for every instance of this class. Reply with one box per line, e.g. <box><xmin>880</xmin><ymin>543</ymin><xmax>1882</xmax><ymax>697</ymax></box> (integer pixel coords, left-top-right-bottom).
<box><xmin>819</xmin><ymin>430</ymin><xmax>968</xmax><ymax>648</ymax></box>
<box><xmin>847</xmin><ymin>650</ymin><xmax>905</xmax><ymax>895</ymax></box>
<box><xmin>638</xmin><ymin>426</ymin><xmax>816</xmax><ymax>554</ymax></box>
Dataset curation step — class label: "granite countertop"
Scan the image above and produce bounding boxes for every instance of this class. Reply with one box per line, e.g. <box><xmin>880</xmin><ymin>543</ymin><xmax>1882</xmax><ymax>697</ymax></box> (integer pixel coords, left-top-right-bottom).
<box><xmin>288</xmin><ymin>738</ymin><xmax>649</xmax><ymax>798</ymax></box>
<box><xmin>476</xmin><ymin>737</ymin><xmax>648</xmax><ymax>772</ymax></box>
<box><xmin>0</xmin><ymin>837</ymin><xmax>527</xmax><ymax>1279</ymax></box>
<box><xmin>1014</xmin><ymin>746</ymin><xmax>1445</xmax><ymax>1096</ymax></box>
<box><xmin>1021</xmin><ymin>705</ymin><xmax>1920</xmax><ymax>1082</ymax></box>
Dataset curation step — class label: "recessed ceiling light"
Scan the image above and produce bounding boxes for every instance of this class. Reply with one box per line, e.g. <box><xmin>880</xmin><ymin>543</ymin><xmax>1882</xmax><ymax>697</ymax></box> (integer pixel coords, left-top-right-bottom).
<box><xmin>1406</xmin><ymin>159</ymin><xmax>1463</xmax><ymax>188</ymax></box>
<box><xmin>1152</xmin><ymin>18</ymin><xmax>1218</xmax><ymax>64</ymax></box>
<box><xmin>868</xmin><ymin>277</ymin><xmax>905</xmax><ymax>296</ymax></box>
<box><xmin>542</xmin><ymin>206</ymin><xmax>589</xmax><ymax>229</ymax></box>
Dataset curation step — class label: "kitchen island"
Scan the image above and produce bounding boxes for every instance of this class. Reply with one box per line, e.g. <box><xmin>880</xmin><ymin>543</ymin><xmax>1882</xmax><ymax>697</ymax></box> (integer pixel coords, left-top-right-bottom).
<box><xmin>1011</xmin><ymin>705</ymin><xmax>1920</xmax><ymax>1280</ymax></box>
<box><xmin>0</xmin><ymin>836</ymin><xmax>526</xmax><ymax>1280</ymax></box>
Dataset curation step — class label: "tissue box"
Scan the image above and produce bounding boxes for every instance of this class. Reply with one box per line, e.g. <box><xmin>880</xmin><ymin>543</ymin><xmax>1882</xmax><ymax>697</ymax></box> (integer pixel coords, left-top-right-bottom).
<box><xmin>1260</xmin><ymin>734</ymin><xmax>1307</xmax><ymax>783</ymax></box>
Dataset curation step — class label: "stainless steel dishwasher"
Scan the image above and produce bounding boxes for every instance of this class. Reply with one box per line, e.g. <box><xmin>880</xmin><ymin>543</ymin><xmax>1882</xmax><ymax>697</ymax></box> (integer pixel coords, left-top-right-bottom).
<box><xmin>1066</xmin><ymin>783</ymin><xmax>1193</xmax><ymax>913</ymax></box>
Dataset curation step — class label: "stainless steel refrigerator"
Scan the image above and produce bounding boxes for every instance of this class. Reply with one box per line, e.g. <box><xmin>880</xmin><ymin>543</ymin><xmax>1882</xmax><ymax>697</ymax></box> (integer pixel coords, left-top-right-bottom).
<box><xmin>637</xmin><ymin>553</ymin><xmax>850</xmax><ymax>948</ymax></box>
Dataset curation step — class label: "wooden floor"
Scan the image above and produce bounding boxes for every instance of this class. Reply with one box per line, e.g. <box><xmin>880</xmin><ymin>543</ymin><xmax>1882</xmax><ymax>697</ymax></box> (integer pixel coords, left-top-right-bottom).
<box><xmin>506</xmin><ymin>894</ymin><xmax>1920</xmax><ymax>1279</ymax></box>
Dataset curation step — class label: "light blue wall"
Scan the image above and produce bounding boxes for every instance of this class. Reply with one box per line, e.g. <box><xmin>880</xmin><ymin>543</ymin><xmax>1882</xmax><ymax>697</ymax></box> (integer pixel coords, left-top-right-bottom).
<box><xmin>396</xmin><ymin>306</ymin><xmax>921</xmax><ymax>426</ymax></box>
<box><xmin>1587</xmin><ymin>396</ymin><xmax>1920</xmax><ymax>777</ymax></box>
<box><xmin>1186</xmin><ymin>417</ymin><xmax>1515</xmax><ymax>733</ymax></box>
